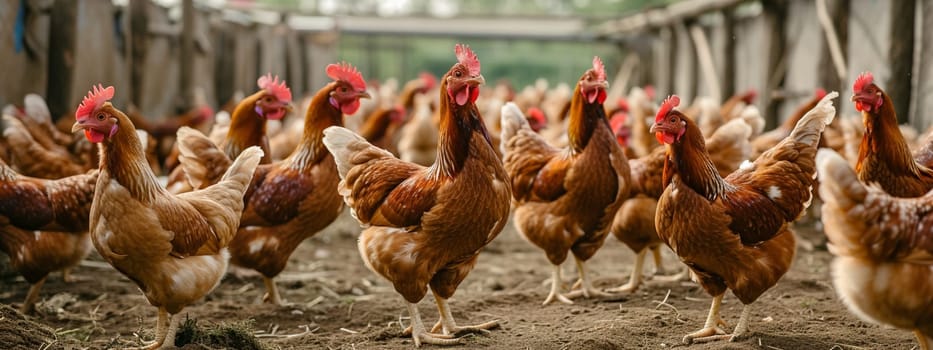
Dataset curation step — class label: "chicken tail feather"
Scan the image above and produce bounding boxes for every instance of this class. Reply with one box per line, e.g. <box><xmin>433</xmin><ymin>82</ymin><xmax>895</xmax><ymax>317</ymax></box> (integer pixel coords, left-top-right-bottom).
<box><xmin>322</xmin><ymin>126</ymin><xmax>393</xmax><ymax>179</ymax></box>
<box><xmin>789</xmin><ymin>91</ymin><xmax>839</xmax><ymax>147</ymax></box>
<box><xmin>176</xmin><ymin>126</ymin><xmax>232</xmax><ymax>190</ymax></box>
<box><xmin>499</xmin><ymin>102</ymin><xmax>530</xmax><ymax>154</ymax></box>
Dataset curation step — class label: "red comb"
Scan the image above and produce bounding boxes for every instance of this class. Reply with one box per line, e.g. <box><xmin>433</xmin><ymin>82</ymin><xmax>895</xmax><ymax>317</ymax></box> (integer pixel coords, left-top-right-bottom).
<box><xmin>592</xmin><ymin>56</ymin><xmax>606</xmax><ymax>81</ymax></box>
<box><xmin>854</xmin><ymin>71</ymin><xmax>873</xmax><ymax>93</ymax></box>
<box><xmin>75</xmin><ymin>84</ymin><xmax>115</xmax><ymax>121</ymax></box>
<box><xmin>655</xmin><ymin>95</ymin><xmax>681</xmax><ymax>123</ymax></box>
<box><xmin>326</xmin><ymin>62</ymin><xmax>366</xmax><ymax>92</ymax></box>
<box><xmin>610</xmin><ymin>111</ymin><xmax>627</xmax><ymax>132</ymax></box>
<box><xmin>527</xmin><ymin>107</ymin><xmax>545</xmax><ymax>121</ymax></box>
<box><xmin>257</xmin><ymin>74</ymin><xmax>292</xmax><ymax>102</ymax></box>
<box><xmin>420</xmin><ymin>72</ymin><xmax>437</xmax><ymax>90</ymax></box>
<box><xmin>455</xmin><ymin>44</ymin><xmax>481</xmax><ymax>76</ymax></box>
<box><xmin>741</xmin><ymin>89</ymin><xmax>757</xmax><ymax>104</ymax></box>
<box><xmin>643</xmin><ymin>85</ymin><xmax>656</xmax><ymax>101</ymax></box>
<box><xmin>814</xmin><ymin>88</ymin><xmax>827</xmax><ymax>99</ymax></box>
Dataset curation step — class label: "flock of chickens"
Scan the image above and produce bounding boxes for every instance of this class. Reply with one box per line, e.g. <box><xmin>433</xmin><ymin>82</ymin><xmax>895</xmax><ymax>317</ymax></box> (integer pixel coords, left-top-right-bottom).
<box><xmin>0</xmin><ymin>43</ymin><xmax>931</xmax><ymax>349</ymax></box>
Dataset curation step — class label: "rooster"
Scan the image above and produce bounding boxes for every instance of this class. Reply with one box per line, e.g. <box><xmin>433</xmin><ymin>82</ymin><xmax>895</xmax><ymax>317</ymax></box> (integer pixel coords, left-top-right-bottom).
<box><xmin>816</xmin><ymin>149</ymin><xmax>933</xmax><ymax>350</ymax></box>
<box><xmin>322</xmin><ymin>44</ymin><xmax>510</xmax><ymax>347</ymax></box>
<box><xmin>851</xmin><ymin>71</ymin><xmax>933</xmax><ymax>197</ymax></box>
<box><xmin>71</xmin><ymin>85</ymin><xmax>263</xmax><ymax>349</ymax></box>
<box><xmin>176</xmin><ymin>62</ymin><xmax>371</xmax><ymax>305</ymax></box>
<box><xmin>500</xmin><ymin>56</ymin><xmax>631</xmax><ymax>305</ymax></box>
<box><xmin>651</xmin><ymin>92</ymin><xmax>837</xmax><ymax>343</ymax></box>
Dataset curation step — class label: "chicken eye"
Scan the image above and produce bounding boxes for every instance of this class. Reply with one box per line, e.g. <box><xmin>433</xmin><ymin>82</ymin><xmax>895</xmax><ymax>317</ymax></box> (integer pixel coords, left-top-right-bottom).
<box><xmin>455</xmin><ymin>71</ymin><xmax>462</xmax><ymax>78</ymax></box>
<box><xmin>670</xmin><ymin>117</ymin><xmax>678</xmax><ymax>123</ymax></box>
<box><xmin>97</xmin><ymin>114</ymin><xmax>105</xmax><ymax>121</ymax></box>
<box><xmin>341</xmin><ymin>87</ymin><xmax>347</xmax><ymax>92</ymax></box>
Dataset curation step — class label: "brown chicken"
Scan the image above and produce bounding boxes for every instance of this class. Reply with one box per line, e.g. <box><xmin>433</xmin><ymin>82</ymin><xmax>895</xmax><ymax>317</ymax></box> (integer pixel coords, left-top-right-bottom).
<box><xmin>609</xmin><ymin>118</ymin><xmax>752</xmax><ymax>293</ymax></box>
<box><xmin>751</xmin><ymin>89</ymin><xmax>827</xmax><ymax>159</ymax></box>
<box><xmin>0</xmin><ymin>159</ymin><xmax>97</xmax><ymax>313</ymax></box>
<box><xmin>71</xmin><ymin>85</ymin><xmax>263</xmax><ymax>349</ymax></box>
<box><xmin>2</xmin><ymin>115</ymin><xmax>87</xmax><ymax>179</ymax></box>
<box><xmin>166</xmin><ymin>74</ymin><xmax>292</xmax><ymax>193</ymax></box>
<box><xmin>359</xmin><ymin>105</ymin><xmax>406</xmax><ymax>155</ymax></box>
<box><xmin>852</xmin><ymin>72</ymin><xmax>933</xmax><ymax>197</ymax></box>
<box><xmin>176</xmin><ymin>62</ymin><xmax>371</xmax><ymax>305</ymax></box>
<box><xmin>651</xmin><ymin>92</ymin><xmax>837</xmax><ymax>343</ymax></box>
<box><xmin>397</xmin><ymin>92</ymin><xmax>438</xmax><ymax>166</ymax></box>
<box><xmin>500</xmin><ymin>56</ymin><xmax>631</xmax><ymax>305</ymax></box>
<box><xmin>322</xmin><ymin>44</ymin><xmax>510</xmax><ymax>347</ymax></box>
<box><xmin>817</xmin><ymin>149</ymin><xmax>933</xmax><ymax>350</ymax></box>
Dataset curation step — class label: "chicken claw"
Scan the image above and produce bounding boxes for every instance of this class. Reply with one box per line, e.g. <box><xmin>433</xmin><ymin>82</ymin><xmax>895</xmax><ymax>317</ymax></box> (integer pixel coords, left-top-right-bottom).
<box><xmin>405</xmin><ymin>302</ymin><xmax>463</xmax><ymax>347</ymax></box>
<box><xmin>262</xmin><ymin>277</ymin><xmax>288</xmax><ymax>305</ymax></box>
<box><xmin>542</xmin><ymin>265</ymin><xmax>573</xmax><ymax>305</ymax></box>
<box><xmin>430</xmin><ymin>297</ymin><xmax>500</xmax><ymax>336</ymax></box>
<box><xmin>565</xmin><ymin>257</ymin><xmax>612</xmax><ymax>299</ymax></box>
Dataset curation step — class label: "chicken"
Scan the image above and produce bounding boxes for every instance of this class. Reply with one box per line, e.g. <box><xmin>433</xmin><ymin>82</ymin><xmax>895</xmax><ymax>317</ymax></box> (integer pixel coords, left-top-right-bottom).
<box><xmin>2</xmin><ymin>115</ymin><xmax>87</xmax><ymax>179</ymax></box>
<box><xmin>816</xmin><ymin>149</ymin><xmax>933</xmax><ymax>350</ymax></box>
<box><xmin>322</xmin><ymin>44</ymin><xmax>510</xmax><ymax>347</ymax></box>
<box><xmin>626</xmin><ymin>87</ymin><xmax>659</xmax><ymax>158</ymax></box>
<box><xmin>651</xmin><ymin>92</ymin><xmax>837</xmax><ymax>343</ymax></box>
<box><xmin>0</xmin><ymin>158</ymin><xmax>97</xmax><ymax>313</ymax></box>
<box><xmin>165</xmin><ymin>74</ymin><xmax>292</xmax><ymax>193</ymax></box>
<box><xmin>359</xmin><ymin>105</ymin><xmax>405</xmax><ymax>155</ymax></box>
<box><xmin>398</xmin><ymin>92</ymin><xmax>438</xmax><ymax>166</ymax></box>
<box><xmin>851</xmin><ymin>71</ymin><xmax>933</xmax><ymax>197</ymax></box>
<box><xmin>720</xmin><ymin>89</ymin><xmax>757</xmax><ymax>121</ymax></box>
<box><xmin>608</xmin><ymin>118</ymin><xmax>753</xmax><ymax>293</ymax></box>
<box><xmin>71</xmin><ymin>85</ymin><xmax>263</xmax><ymax>349</ymax></box>
<box><xmin>751</xmin><ymin>89</ymin><xmax>827</xmax><ymax>159</ymax></box>
<box><xmin>177</xmin><ymin>62</ymin><xmax>371</xmax><ymax>305</ymax></box>
<box><xmin>500</xmin><ymin>56</ymin><xmax>631</xmax><ymax>305</ymax></box>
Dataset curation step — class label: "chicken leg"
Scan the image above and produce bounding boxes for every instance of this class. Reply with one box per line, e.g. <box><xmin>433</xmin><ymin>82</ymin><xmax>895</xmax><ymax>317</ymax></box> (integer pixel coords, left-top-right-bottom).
<box><xmin>566</xmin><ymin>257</ymin><xmax>610</xmax><ymax>299</ymax></box>
<box><xmin>405</xmin><ymin>302</ymin><xmax>462</xmax><ymax>347</ymax></box>
<box><xmin>160</xmin><ymin>313</ymin><xmax>183</xmax><ymax>349</ymax></box>
<box><xmin>607</xmin><ymin>250</ymin><xmax>646</xmax><ymax>293</ymax></box>
<box><xmin>915</xmin><ymin>330</ymin><xmax>931</xmax><ymax>350</ymax></box>
<box><xmin>262</xmin><ymin>276</ymin><xmax>286</xmax><ymax>305</ymax></box>
<box><xmin>542</xmin><ymin>264</ymin><xmax>573</xmax><ymax>305</ymax></box>
<box><xmin>129</xmin><ymin>308</ymin><xmax>169</xmax><ymax>350</ymax></box>
<box><xmin>429</xmin><ymin>296</ymin><xmax>499</xmax><ymax>336</ymax></box>
<box><xmin>20</xmin><ymin>277</ymin><xmax>46</xmax><ymax>314</ymax></box>
<box><xmin>650</xmin><ymin>246</ymin><xmax>667</xmax><ymax>275</ymax></box>
<box><xmin>691</xmin><ymin>303</ymin><xmax>751</xmax><ymax>343</ymax></box>
<box><xmin>683</xmin><ymin>294</ymin><xmax>730</xmax><ymax>344</ymax></box>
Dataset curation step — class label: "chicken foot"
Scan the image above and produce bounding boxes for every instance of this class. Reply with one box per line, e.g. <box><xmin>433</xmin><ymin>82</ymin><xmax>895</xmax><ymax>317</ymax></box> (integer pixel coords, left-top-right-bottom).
<box><xmin>566</xmin><ymin>257</ymin><xmax>611</xmax><ymax>299</ymax></box>
<box><xmin>915</xmin><ymin>330</ymin><xmax>931</xmax><ymax>350</ymax></box>
<box><xmin>20</xmin><ymin>277</ymin><xmax>46</xmax><ymax>314</ymax></box>
<box><xmin>542</xmin><ymin>264</ymin><xmax>573</xmax><ymax>305</ymax></box>
<box><xmin>129</xmin><ymin>308</ymin><xmax>169</xmax><ymax>350</ymax></box>
<box><xmin>429</xmin><ymin>296</ymin><xmax>499</xmax><ymax>336</ymax></box>
<box><xmin>160</xmin><ymin>313</ymin><xmax>183</xmax><ymax>349</ymax></box>
<box><xmin>606</xmin><ymin>250</ymin><xmax>646</xmax><ymax>293</ymax></box>
<box><xmin>683</xmin><ymin>294</ymin><xmax>731</xmax><ymax>344</ymax></box>
<box><xmin>262</xmin><ymin>276</ymin><xmax>287</xmax><ymax>305</ymax></box>
<box><xmin>404</xmin><ymin>302</ymin><xmax>462</xmax><ymax>347</ymax></box>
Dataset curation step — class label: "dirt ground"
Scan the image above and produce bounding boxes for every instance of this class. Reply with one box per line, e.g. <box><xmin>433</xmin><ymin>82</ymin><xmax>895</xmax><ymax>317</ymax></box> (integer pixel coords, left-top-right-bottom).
<box><xmin>0</xmin><ymin>210</ymin><xmax>920</xmax><ymax>350</ymax></box>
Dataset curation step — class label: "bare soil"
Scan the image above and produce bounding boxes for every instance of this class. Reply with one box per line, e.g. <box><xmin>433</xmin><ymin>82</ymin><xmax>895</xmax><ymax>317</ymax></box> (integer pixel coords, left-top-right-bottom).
<box><xmin>0</xmin><ymin>211</ymin><xmax>919</xmax><ymax>349</ymax></box>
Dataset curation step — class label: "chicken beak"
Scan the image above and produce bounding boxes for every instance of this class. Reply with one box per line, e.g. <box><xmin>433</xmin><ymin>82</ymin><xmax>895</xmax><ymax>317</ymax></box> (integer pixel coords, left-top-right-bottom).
<box><xmin>358</xmin><ymin>91</ymin><xmax>372</xmax><ymax>99</ymax></box>
<box><xmin>468</xmin><ymin>75</ymin><xmax>486</xmax><ymax>87</ymax></box>
<box><xmin>850</xmin><ymin>94</ymin><xmax>857</xmax><ymax>102</ymax></box>
<box><xmin>649</xmin><ymin>122</ymin><xmax>661</xmax><ymax>133</ymax></box>
<box><xmin>71</xmin><ymin>120</ymin><xmax>86</xmax><ymax>133</ymax></box>
<box><xmin>601</xmin><ymin>81</ymin><xmax>610</xmax><ymax>89</ymax></box>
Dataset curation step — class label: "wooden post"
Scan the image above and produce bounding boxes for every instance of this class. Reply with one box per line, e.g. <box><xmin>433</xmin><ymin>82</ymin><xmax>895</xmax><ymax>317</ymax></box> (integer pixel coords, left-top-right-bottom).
<box><xmin>722</xmin><ymin>7</ymin><xmax>736</xmax><ymax>99</ymax></box>
<box><xmin>763</xmin><ymin>0</ymin><xmax>788</xmax><ymax>130</ymax></box>
<box><xmin>46</xmin><ymin>0</ymin><xmax>77</xmax><ymax>118</ymax></box>
<box><xmin>179</xmin><ymin>0</ymin><xmax>195</xmax><ymax>112</ymax></box>
<box><xmin>887</xmin><ymin>0</ymin><xmax>916</xmax><ymax>124</ymax></box>
<box><xmin>129</xmin><ymin>0</ymin><xmax>148</xmax><ymax>108</ymax></box>
<box><xmin>817</xmin><ymin>0</ymin><xmax>849</xmax><ymax>94</ymax></box>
